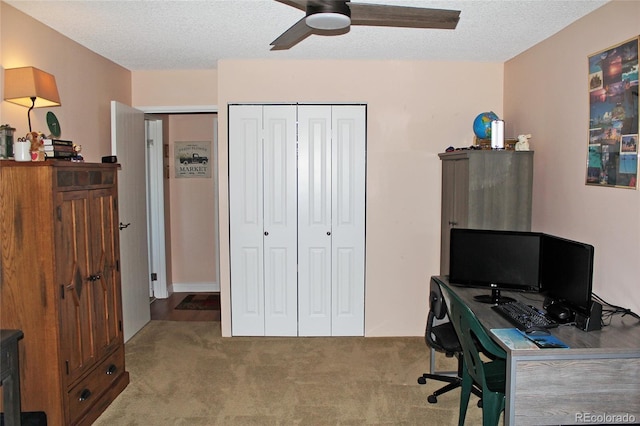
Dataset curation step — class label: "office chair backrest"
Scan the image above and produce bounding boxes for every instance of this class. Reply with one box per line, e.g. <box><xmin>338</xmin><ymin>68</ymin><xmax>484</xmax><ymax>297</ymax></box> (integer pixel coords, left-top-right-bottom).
<box><xmin>425</xmin><ymin>278</ymin><xmax>460</xmax><ymax>355</ymax></box>
<box><xmin>430</xmin><ymin>279</ymin><xmax>447</xmax><ymax>320</ymax></box>
<box><xmin>440</xmin><ymin>282</ymin><xmax>507</xmax><ymax>387</ymax></box>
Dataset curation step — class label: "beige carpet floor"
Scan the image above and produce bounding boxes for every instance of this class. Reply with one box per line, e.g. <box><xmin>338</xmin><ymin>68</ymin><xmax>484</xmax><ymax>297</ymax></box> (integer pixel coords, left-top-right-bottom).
<box><xmin>94</xmin><ymin>321</ymin><xmax>485</xmax><ymax>425</ymax></box>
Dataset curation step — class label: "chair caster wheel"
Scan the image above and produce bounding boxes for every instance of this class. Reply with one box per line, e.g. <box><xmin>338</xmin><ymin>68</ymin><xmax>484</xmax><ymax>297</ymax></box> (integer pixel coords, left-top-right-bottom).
<box><xmin>417</xmin><ymin>377</ymin><xmax>426</xmax><ymax>385</ymax></box>
<box><xmin>477</xmin><ymin>399</ymin><xmax>483</xmax><ymax>408</ymax></box>
<box><xmin>428</xmin><ymin>395</ymin><xmax>438</xmax><ymax>404</ymax></box>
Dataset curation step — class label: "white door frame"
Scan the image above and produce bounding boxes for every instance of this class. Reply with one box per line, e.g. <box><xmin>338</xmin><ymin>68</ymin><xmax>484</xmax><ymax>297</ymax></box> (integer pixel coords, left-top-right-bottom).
<box><xmin>138</xmin><ymin>105</ymin><xmax>219</xmax><ymax>300</ymax></box>
<box><xmin>145</xmin><ymin>117</ymin><xmax>168</xmax><ymax>299</ymax></box>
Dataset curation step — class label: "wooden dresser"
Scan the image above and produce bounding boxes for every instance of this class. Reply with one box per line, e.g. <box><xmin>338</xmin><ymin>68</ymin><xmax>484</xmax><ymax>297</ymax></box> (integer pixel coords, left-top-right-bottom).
<box><xmin>0</xmin><ymin>161</ymin><xmax>129</xmax><ymax>425</ymax></box>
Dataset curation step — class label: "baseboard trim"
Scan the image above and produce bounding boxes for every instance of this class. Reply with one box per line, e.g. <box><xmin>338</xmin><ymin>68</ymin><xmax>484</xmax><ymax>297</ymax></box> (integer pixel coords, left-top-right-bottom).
<box><xmin>171</xmin><ymin>282</ymin><xmax>219</xmax><ymax>293</ymax></box>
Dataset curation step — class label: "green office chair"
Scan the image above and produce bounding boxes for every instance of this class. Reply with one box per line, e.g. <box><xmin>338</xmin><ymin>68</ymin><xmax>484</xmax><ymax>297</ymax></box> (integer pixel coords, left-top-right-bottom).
<box><xmin>439</xmin><ymin>282</ymin><xmax>507</xmax><ymax>426</ymax></box>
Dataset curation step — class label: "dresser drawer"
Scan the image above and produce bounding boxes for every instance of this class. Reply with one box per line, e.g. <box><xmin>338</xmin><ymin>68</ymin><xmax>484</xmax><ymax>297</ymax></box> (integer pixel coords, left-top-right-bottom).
<box><xmin>67</xmin><ymin>347</ymin><xmax>125</xmax><ymax>423</ymax></box>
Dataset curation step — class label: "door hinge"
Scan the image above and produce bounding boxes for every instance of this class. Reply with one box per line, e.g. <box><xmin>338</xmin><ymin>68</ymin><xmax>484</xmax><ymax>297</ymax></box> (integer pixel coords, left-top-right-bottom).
<box><xmin>151</xmin><ymin>273</ymin><xmax>157</xmax><ymax>281</ymax></box>
<box><xmin>65</xmin><ymin>360</ymin><xmax>69</xmax><ymax>375</ymax></box>
<box><xmin>60</xmin><ymin>284</ymin><xmax>65</xmax><ymax>299</ymax></box>
<box><xmin>119</xmin><ymin>320</ymin><xmax>123</xmax><ymax>332</ymax></box>
<box><xmin>116</xmin><ymin>260</ymin><xmax>120</xmax><ymax>272</ymax></box>
<box><xmin>56</xmin><ymin>206</ymin><xmax>62</xmax><ymax>221</ymax></box>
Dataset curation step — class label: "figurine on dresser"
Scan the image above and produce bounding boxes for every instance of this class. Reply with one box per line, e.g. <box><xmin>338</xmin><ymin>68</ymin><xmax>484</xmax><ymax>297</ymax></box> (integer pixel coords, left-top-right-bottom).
<box><xmin>515</xmin><ymin>134</ymin><xmax>532</xmax><ymax>151</ymax></box>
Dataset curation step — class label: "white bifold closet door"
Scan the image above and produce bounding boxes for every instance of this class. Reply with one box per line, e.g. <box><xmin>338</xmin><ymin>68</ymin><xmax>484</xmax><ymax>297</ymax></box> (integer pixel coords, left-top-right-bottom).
<box><xmin>229</xmin><ymin>105</ymin><xmax>298</xmax><ymax>336</ymax></box>
<box><xmin>297</xmin><ymin>105</ymin><xmax>366</xmax><ymax>336</ymax></box>
<box><xmin>229</xmin><ymin>104</ymin><xmax>365</xmax><ymax>337</ymax></box>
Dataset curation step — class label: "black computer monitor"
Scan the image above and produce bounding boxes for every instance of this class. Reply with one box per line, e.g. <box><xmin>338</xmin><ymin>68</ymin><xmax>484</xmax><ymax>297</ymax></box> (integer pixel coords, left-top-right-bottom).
<box><xmin>449</xmin><ymin>228</ymin><xmax>543</xmax><ymax>304</ymax></box>
<box><xmin>540</xmin><ymin>234</ymin><xmax>595</xmax><ymax>316</ymax></box>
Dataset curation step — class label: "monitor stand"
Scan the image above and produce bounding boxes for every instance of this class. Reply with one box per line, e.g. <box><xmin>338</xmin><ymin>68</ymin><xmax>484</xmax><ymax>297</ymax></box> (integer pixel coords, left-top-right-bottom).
<box><xmin>473</xmin><ymin>289</ymin><xmax>515</xmax><ymax>305</ymax></box>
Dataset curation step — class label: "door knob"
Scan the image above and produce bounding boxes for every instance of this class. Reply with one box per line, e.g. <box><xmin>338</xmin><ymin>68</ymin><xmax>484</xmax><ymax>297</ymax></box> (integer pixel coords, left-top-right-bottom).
<box><xmin>264</xmin><ymin>231</ymin><xmax>269</xmax><ymax>236</ymax></box>
<box><xmin>119</xmin><ymin>222</ymin><xmax>131</xmax><ymax>230</ymax></box>
<box><xmin>327</xmin><ymin>231</ymin><xmax>331</xmax><ymax>236</ymax></box>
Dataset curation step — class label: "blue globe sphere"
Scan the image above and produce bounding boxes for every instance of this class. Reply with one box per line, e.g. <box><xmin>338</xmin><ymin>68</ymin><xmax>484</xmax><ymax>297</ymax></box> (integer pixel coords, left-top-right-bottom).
<box><xmin>473</xmin><ymin>111</ymin><xmax>499</xmax><ymax>139</ymax></box>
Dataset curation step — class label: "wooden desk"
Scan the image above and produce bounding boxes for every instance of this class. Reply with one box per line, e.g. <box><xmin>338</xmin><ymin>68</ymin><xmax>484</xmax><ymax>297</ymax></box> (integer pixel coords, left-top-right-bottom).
<box><xmin>1</xmin><ymin>329</ymin><xmax>24</xmax><ymax>426</ymax></box>
<box><xmin>432</xmin><ymin>276</ymin><xmax>640</xmax><ymax>426</ymax></box>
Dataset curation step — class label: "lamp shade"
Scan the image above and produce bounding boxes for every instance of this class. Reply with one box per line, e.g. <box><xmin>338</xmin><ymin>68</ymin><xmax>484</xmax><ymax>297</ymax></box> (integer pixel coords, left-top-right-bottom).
<box><xmin>4</xmin><ymin>67</ymin><xmax>61</xmax><ymax>108</ymax></box>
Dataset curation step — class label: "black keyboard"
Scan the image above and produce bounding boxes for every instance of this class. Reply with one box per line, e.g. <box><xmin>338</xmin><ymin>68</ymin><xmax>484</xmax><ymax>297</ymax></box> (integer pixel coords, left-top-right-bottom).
<box><xmin>492</xmin><ymin>300</ymin><xmax>558</xmax><ymax>330</ymax></box>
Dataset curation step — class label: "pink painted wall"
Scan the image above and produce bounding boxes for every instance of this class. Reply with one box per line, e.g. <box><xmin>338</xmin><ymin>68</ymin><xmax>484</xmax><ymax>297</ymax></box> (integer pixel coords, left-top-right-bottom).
<box><xmin>504</xmin><ymin>0</ymin><xmax>640</xmax><ymax>317</ymax></box>
<box><xmin>132</xmin><ymin>70</ymin><xmax>217</xmax><ymax>108</ymax></box>
<box><xmin>1</xmin><ymin>3</ymin><xmax>130</xmax><ymax>162</ymax></box>
<box><xmin>167</xmin><ymin>114</ymin><xmax>217</xmax><ymax>289</ymax></box>
<box><xmin>216</xmin><ymin>60</ymin><xmax>504</xmax><ymax>336</ymax></box>
<box><xmin>127</xmin><ymin>59</ymin><xmax>504</xmax><ymax>337</ymax></box>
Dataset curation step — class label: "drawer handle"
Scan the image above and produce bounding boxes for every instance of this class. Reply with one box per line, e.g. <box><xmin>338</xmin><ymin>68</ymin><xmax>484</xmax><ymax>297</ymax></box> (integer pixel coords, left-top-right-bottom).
<box><xmin>79</xmin><ymin>388</ymin><xmax>92</xmax><ymax>402</ymax></box>
<box><xmin>106</xmin><ymin>364</ymin><xmax>117</xmax><ymax>375</ymax></box>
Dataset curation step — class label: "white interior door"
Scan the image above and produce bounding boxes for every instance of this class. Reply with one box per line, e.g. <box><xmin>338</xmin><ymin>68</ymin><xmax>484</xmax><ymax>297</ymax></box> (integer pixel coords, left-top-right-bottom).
<box><xmin>330</xmin><ymin>105</ymin><xmax>366</xmax><ymax>336</ymax></box>
<box><xmin>263</xmin><ymin>106</ymin><xmax>298</xmax><ymax>336</ymax></box>
<box><xmin>298</xmin><ymin>106</ymin><xmax>333</xmax><ymax>336</ymax></box>
<box><xmin>111</xmin><ymin>101</ymin><xmax>151</xmax><ymax>342</ymax></box>
<box><xmin>229</xmin><ymin>105</ymin><xmax>266</xmax><ymax>336</ymax></box>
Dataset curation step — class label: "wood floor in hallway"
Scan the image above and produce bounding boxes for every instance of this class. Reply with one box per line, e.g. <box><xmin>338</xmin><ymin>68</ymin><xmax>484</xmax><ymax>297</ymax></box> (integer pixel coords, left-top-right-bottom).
<box><xmin>150</xmin><ymin>292</ymin><xmax>221</xmax><ymax>321</ymax></box>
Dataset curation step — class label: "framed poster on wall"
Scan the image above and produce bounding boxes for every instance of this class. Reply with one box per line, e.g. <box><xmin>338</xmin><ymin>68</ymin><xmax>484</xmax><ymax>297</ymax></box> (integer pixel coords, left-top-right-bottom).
<box><xmin>587</xmin><ymin>37</ymin><xmax>639</xmax><ymax>189</ymax></box>
<box><xmin>174</xmin><ymin>140</ymin><xmax>211</xmax><ymax>178</ymax></box>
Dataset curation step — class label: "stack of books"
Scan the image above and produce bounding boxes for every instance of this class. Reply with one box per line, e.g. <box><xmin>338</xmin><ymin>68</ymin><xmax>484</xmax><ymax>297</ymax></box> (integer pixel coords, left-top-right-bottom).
<box><xmin>43</xmin><ymin>139</ymin><xmax>75</xmax><ymax>159</ymax></box>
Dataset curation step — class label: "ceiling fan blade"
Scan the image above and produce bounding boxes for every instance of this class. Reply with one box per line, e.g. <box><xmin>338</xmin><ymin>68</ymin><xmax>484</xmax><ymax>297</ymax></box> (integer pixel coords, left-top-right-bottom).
<box><xmin>274</xmin><ymin>0</ymin><xmax>307</xmax><ymax>12</ymax></box>
<box><xmin>271</xmin><ymin>17</ymin><xmax>315</xmax><ymax>50</ymax></box>
<box><xmin>349</xmin><ymin>3</ymin><xmax>460</xmax><ymax>30</ymax></box>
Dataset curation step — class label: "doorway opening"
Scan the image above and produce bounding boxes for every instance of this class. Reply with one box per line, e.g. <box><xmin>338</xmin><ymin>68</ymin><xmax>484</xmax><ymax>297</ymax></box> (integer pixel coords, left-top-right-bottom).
<box><xmin>143</xmin><ymin>108</ymin><xmax>219</xmax><ymax>323</ymax></box>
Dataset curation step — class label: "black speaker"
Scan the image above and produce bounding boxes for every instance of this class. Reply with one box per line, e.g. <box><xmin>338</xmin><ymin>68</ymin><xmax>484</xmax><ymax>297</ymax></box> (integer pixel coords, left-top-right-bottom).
<box><xmin>575</xmin><ymin>301</ymin><xmax>602</xmax><ymax>332</ymax></box>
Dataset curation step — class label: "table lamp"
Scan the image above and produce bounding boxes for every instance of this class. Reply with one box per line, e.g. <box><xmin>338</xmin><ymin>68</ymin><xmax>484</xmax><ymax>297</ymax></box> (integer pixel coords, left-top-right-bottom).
<box><xmin>4</xmin><ymin>66</ymin><xmax>61</xmax><ymax>132</ymax></box>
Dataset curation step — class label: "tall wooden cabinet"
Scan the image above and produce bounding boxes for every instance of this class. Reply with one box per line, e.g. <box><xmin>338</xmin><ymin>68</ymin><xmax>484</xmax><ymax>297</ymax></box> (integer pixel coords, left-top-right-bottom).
<box><xmin>0</xmin><ymin>162</ymin><xmax>129</xmax><ymax>425</ymax></box>
<box><xmin>439</xmin><ymin>150</ymin><xmax>534</xmax><ymax>275</ymax></box>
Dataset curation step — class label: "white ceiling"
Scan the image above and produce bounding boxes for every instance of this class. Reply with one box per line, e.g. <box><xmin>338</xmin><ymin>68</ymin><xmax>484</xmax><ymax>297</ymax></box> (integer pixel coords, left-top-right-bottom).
<box><xmin>6</xmin><ymin>0</ymin><xmax>609</xmax><ymax>71</ymax></box>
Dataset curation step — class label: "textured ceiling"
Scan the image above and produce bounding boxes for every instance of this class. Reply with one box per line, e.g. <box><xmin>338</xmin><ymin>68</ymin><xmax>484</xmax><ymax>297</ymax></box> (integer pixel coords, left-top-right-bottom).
<box><xmin>6</xmin><ymin>0</ymin><xmax>609</xmax><ymax>71</ymax></box>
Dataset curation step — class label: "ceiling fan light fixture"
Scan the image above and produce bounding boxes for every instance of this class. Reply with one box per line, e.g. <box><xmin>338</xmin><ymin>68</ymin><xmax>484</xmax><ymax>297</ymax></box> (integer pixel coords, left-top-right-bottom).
<box><xmin>305</xmin><ymin>1</ymin><xmax>351</xmax><ymax>30</ymax></box>
<box><xmin>306</xmin><ymin>12</ymin><xmax>351</xmax><ymax>30</ymax></box>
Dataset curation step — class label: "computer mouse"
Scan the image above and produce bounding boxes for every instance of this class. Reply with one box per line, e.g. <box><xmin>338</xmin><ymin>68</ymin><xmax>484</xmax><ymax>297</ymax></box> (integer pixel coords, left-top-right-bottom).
<box><xmin>525</xmin><ymin>326</ymin><xmax>550</xmax><ymax>336</ymax></box>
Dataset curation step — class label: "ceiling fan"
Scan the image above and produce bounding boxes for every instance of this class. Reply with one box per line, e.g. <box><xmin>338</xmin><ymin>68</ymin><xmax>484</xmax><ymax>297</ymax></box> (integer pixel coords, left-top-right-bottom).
<box><xmin>270</xmin><ymin>0</ymin><xmax>460</xmax><ymax>50</ymax></box>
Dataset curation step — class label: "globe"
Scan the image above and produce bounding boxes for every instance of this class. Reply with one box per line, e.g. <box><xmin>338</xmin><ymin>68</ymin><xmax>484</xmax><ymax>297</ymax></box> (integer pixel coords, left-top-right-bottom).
<box><xmin>473</xmin><ymin>111</ymin><xmax>499</xmax><ymax>139</ymax></box>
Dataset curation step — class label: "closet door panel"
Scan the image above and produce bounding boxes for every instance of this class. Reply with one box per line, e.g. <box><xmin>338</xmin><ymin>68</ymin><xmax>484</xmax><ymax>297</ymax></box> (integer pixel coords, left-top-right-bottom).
<box><xmin>331</xmin><ymin>106</ymin><xmax>366</xmax><ymax>336</ymax></box>
<box><xmin>230</xmin><ymin>104</ymin><xmax>366</xmax><ymax>337</ymax></box>
<box><xmin>229</xmin><ymin>105</ymin><xmax>265</xmax><ymax>336</ymax></box>
<box><xmin>298</xmin><ymin>106</ymin><xmax>333</xmax><ymax>336</ymax></box>
<box><xmin>263</xmin><ymin>106</ymin><xmax>298</xmax><ymax>336</ymax></box>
